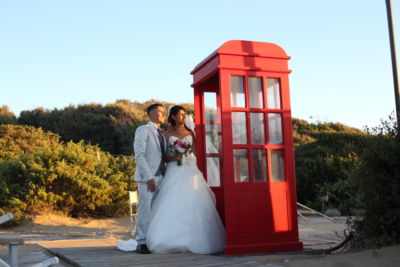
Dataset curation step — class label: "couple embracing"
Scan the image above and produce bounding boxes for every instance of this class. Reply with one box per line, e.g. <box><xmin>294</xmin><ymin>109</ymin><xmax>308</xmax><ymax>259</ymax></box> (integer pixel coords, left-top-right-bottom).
<box><xmin>133</xmin><ymin>103</ymin><xmax>225</xmax><ymax>254</ymax></box>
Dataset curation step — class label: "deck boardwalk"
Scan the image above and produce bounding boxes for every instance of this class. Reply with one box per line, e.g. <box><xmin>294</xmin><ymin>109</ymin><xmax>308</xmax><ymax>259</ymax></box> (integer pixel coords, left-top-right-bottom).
<box><xmin>37</xmin><ymin>236</ymin><xmax>334</xmax><ymax>267</ymax></box>
<box><xmin>3</xmin><ymin>241</ymin><xmax>400</xmax><ymax>267</ymax></box>
<box><xmin>48</xmin><ymin>245</ymin><xmax>267</xmax><ymax>267</ymax></box>
<box><xmin>0</xmin><ymin>217</ymin><xmax>349</xmax><ymax>266</ymax></box>
<box><xmin>33</xmin><ymin>217</ymin><xmax>348</xmax><ymax>267</ymax></box>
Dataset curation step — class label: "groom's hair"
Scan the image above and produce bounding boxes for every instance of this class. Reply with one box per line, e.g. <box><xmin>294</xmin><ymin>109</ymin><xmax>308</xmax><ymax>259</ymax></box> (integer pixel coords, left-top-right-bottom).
<box><xmin>147</xmin><ymin>103</ymin><xmax>163</xmax><ymax>115</ymax></box>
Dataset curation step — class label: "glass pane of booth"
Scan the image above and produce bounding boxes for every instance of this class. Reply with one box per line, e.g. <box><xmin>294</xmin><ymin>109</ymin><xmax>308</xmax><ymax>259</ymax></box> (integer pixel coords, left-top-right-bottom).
<box><xmin>230</xmin><ymin>76</ymin><xmax>245</xmax><ymax>107</ymax></box>
<box><xmin>252</xmin><ymin>149</ymin><xmax>267</xmax><ymax>182</ymax></box>
<box><xmin>249</xmin><ymin>77</ymin><xmax>264</xmax><ymax>108</ymax></box>
<box><xmin>271</xmin><ymin>150</ymin><xmax>286</xmax><ymax>181</ymax></box>
<box><xmin>204</xmin><ymin>92</ymin><xmax>218</xmax><ymax>121</ymax></box>
<box><xmin>267</xmin><ymin>78</ymin><xmax>281</xmax><ymax>109</ymax></box>
<box><xmin>206</xmin><ymin>157</ymin><xmax>220</xmax><ymax>186</ymax></box>
<box><xmin>250</xmin><ymin>113</ymin><xmax>265</xmax><ymax>144</ymax></box>
<box><xmin>204</xmin><ymin>92</ymin><xmax>221</xmax><ymax>153</ymax></box>
<box><xmin>268</xmin><ymin>113</ymin><xmax>283</xmax><ymax>145</ymax></box>
<box><xmin>232</xmin><ymin>112</ymin><xmax>247</xmax><ymax>144</ymax></box>
<box><xmin>233</xmin><ymin>149</ymin><xmax>249</xmax><ymax>182</ymax></box>
<box><xmin>205</xmin><ymin>126</ymin><xmax>220</xmax><ymax>153</ymax></box>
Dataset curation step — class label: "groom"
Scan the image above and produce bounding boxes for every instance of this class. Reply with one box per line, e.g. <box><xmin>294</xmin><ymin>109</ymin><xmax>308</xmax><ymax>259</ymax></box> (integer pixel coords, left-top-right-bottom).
<box><xmin>133</xmin><ymin>103</ymin><xmax>166</xmax><ymax>254</ymax></box>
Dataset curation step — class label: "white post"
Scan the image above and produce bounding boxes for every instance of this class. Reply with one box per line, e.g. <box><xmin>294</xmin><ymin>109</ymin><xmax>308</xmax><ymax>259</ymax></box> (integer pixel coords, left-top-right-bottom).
<box><xmin>9</xmin><ymin>244</ymin><xmax>18</xmax><ymax>267</ymax></box>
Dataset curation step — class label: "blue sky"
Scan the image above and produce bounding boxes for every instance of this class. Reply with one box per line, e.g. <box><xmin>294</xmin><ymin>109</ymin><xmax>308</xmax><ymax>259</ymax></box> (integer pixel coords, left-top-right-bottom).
<box><xmin>0</xmin><ymin>0</ymin><xmax>399</xmax><ymax>129</ymax></box>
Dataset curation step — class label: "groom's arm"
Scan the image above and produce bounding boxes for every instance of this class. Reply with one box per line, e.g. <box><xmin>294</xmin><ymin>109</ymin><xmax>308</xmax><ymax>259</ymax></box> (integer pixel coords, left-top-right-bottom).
<box><xmin>134</xmin><ymin>126</ymin><xmax>153</xmax><ymax>182</ymax></box>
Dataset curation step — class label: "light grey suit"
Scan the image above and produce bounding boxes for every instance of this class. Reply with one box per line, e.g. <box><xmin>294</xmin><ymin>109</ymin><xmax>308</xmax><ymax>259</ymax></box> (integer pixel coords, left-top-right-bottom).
<box><xmin>134</xmin><ymin>121</ymin><xmax>166</xmax><ymax>245</ymax></box>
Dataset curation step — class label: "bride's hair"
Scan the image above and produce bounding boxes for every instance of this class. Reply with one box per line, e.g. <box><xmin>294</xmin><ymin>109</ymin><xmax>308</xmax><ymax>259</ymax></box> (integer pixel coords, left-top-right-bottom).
<box><xmin>168</xmin><ymin>105</ymin><xmax>186</xmax><ymax>126</ymax></box>
<box><xmin>168</xmin><ymin>105</ymin><xmax>194</xmax><ymax>135</ymax></box>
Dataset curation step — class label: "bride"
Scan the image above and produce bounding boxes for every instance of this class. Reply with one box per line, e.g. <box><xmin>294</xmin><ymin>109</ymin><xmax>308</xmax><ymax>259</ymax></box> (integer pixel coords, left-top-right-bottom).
<box><xmin>146</xmin><ymin>105</ymin><xmax>226</xmax><ymax>254</ymax></box>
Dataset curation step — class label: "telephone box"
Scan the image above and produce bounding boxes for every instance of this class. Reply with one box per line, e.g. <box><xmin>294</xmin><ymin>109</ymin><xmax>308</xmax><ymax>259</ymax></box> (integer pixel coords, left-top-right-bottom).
<box><xmin>191</xmin><ymin>40</ymin><xmax>303</xmax><ymax>255</ymax></box>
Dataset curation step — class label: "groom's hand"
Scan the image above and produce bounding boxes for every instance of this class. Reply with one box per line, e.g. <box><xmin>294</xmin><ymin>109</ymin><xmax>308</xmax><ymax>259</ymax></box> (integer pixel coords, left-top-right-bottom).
<box><xmin>147</xmin><ymin>178</ymin><xmax>156</xmax><ymax>192</ymax></box>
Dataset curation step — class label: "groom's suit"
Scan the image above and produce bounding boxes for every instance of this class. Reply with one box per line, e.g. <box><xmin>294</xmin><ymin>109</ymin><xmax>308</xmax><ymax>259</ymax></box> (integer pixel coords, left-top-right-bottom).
<box><xmin>134</xmin><ymin>121</ymin><xmax>166</xmax><ymax>245</ymax></box>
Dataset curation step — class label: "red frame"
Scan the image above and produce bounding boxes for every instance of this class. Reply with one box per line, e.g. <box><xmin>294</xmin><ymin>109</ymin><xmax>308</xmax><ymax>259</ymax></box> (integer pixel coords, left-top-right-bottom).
<box><xmin>191</xmin><ymin>40</ymin><xmax>302</xmax><ymax>255</ymax></box>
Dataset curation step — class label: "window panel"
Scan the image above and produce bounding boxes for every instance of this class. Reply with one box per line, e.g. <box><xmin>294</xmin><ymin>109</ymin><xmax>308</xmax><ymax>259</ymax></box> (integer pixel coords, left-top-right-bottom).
<box><xmin>250</xmin><ymin>113</ymin><xmax>265</xmax><ymax>145</ymax></box>
<box><xmin>230</xmin><ymin>76</ymin><xmax>245</xmax><ymax>107</ymax></box>
<box><xmin>271</xmin><ymin>150</ymin><xmax>286</xmax><ymax>181</ymax></box>
<box><xmin>206</xmin><ymin>157</ymin><xmax>220</xmax><ymax>186</ymax></box>
<box><xmin>267</xmin><ymin>78</ymin><xmax>281</xmax><ymax>109</ymax></box>
<box><xmin>268</xmin><ymin>113</ymin><xmax>283</xmax><ymax>145</ymax></box>
<box><xmin>249</xmin><ymin>77</ymin><xmax>263</xmax><ymax>108</ymax></box>
<box><xmin>234</xmin><ymin>149</ymin><xmax>249</xmax><ymax>182</ymax></box>
<box><xmin>204</xmin><ymin>92</ymin><xmax>221</xmax><ymax>153</ymax></box>
<box><xmin>252</xmin><ymin>149</ymin><xmax>267</xmax><ymax>182</ymax></box>
<box><xmin>232</xmin><ymin>112</ymin><xmax>247</xmax><ymax>144</ymax></box>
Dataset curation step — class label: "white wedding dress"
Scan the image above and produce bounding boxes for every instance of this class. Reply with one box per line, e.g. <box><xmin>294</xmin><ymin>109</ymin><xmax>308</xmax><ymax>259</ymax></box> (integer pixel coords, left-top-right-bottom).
<box><xmin>146</xmin><ymin>135</ymin><xmax>226</xmax><ymax>254</ymax></box>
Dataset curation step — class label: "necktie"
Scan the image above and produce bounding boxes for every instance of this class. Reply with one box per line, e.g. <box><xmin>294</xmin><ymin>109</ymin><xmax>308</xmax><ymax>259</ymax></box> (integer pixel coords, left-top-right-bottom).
<box><xmin>157</xmin><ymin>128</ymin><xmax>165</xmax><ymax>155</ymax></box>
<box><xmin>156</xmin><ymin>128</ymin><xmax>166</xmax><ymax>176</ymax></box>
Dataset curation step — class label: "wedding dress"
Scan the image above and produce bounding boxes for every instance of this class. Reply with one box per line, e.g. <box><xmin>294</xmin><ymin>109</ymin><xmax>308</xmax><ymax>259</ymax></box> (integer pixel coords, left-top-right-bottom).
<box><xmin>146</xmin><ymin>135</ymin><xmax>226</xmax><ymax>254</ymax></box>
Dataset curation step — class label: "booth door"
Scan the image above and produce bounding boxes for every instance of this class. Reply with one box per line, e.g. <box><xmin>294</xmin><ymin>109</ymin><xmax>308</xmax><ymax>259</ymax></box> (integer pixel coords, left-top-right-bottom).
<box><xmin>229</xmin><ymin>74</ymin><xmax>291</xmax><ymax>240</ymax></box>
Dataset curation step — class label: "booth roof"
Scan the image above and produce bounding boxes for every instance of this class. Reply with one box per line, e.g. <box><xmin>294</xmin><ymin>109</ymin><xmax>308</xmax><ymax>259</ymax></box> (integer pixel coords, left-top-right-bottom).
<box><xmin>190</xmin><ymin>40</ymin><xmax>290</xmax><ymax>74</ymax></box>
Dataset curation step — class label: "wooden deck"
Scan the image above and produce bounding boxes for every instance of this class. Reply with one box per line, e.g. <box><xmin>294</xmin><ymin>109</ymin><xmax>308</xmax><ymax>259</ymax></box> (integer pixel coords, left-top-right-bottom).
<box><xmin>34</xmin><ymin>239</ymin><xmax>272</xmax><ymax>266</ymax></box>
<box><xmin>34</xmin><ymin>236</ymin><xmax>336</xmax><ymax>267</ymax></box>
<box><xmin>4</xmin><ymin>242</ymin><xmax>400</xmax><ymax>267</ymax></box>
<box><xmin>0</xmin><ymin>217</ymin><xmax>348</xmax><ymax>266</ymax></box>
<box><xmin>48</xmin><ymin>245</ymin><xmax>270</xmax><ymax>267</ymax></box>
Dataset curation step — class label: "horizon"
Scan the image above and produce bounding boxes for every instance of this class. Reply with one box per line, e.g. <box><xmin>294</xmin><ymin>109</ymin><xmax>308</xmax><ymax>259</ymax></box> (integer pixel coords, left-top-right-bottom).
<box><xmin>3</xmin><ymin>98</ymin><xmax>371</xmax><ymax>131</ymax></box>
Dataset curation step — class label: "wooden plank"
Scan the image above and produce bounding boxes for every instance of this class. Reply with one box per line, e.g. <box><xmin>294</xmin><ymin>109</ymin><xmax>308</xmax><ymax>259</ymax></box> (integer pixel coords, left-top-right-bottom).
<box><xmin>47</xmin><ymin>246</ymin><xmax>266</xmax><ymax>267</ymax></box>
<box><xmin>0</xmin><ymin>238</ymin><xmax>24</xmax><ymax>245</ymax></box>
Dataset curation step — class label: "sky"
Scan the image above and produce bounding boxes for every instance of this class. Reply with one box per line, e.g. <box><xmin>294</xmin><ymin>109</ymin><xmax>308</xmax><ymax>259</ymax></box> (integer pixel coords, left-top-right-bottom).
<box><xmin>0</xmin><ymin>0</ymin><xmax>399</xmax><ymax>130</ymax></box>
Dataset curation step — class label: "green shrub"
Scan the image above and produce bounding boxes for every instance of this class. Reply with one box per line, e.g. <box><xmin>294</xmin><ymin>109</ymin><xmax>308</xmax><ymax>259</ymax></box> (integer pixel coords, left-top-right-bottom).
<box><xmin>349</xmin><ymin>114</ymin><xmax>400</xmax><ymax>247</ymax></box>
<box><xmin>294</xmin><ymin>122</ymin><xmax>368</xmax><ymax>214</ymax></box>
<box><xmin>17</xmin><ymin>99</ymin><xmax>194</xmax><ymax>156</ymax></box>
<box><xmin>0</xmin><ymin>125</ymin><xmax>135</xmax><ymax>223</ymax></box>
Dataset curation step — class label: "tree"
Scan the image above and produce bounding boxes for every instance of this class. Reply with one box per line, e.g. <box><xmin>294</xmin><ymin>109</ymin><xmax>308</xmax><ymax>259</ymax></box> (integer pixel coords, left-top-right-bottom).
<box><xmin>0</xmin><ymin>105</ymin><xmax>17</xmax><ymax>125</ymax></box>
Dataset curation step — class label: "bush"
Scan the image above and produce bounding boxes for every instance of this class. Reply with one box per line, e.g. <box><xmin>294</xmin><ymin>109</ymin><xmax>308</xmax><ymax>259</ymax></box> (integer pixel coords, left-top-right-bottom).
<box><xmin>0</xmin><ymin>125</ymin><xmax>135</xmax><ymax>223</ymax></box>
<box><xmin>349</xmin><ymin>114</ymin><xmax>400</xmax><ymax>247</ymax></box>
<box><xmin>293</xmin><ymin>119</ymin><xmax>368</xmax><ymax>214</ymax></box>
<box><xmin>17</xmin><ymin>99</ymin><xmax>194</xmax><ymax>156</ymax></box>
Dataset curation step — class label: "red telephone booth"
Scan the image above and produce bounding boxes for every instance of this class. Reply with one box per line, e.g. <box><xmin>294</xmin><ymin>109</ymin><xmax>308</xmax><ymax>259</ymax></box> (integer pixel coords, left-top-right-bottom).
<box><xmin>191</xmin><ymin>40</ymin><xmax>303</xmax><ymax>255</ymax></box>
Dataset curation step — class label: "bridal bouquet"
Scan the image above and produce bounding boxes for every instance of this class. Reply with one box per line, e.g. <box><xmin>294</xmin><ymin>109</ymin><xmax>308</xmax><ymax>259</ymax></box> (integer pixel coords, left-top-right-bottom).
<box><xmin>170</xmin><ymin>138</ymin><xmax>192</xmax><ymax>165</ymax></box>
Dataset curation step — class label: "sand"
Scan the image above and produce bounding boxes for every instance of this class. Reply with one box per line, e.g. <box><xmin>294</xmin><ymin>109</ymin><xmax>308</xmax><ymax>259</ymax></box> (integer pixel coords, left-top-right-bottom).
<box><xmin>1</xmin><ymin>213</ymin><xmax>133</xmax><ymax>241</ymax></box>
